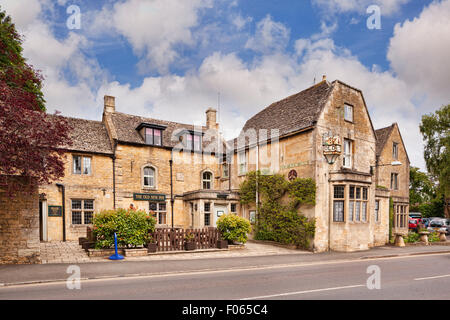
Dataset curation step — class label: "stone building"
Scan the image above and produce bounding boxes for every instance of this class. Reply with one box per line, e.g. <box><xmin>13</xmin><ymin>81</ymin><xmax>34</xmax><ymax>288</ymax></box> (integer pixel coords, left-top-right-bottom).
<box><xmin>37</xmin><ymin>78</ymin><xmax>409</xmax><ymax>252</ymax></box>
<box><xmin>375</xmin><ymin>123</ymin><xmax>410</xmax><ymax>235</ymax></box>
<box><xmin>227</xmin><ymin>78</ymin><xmax>410</xmax><ymax>252</ymax></box>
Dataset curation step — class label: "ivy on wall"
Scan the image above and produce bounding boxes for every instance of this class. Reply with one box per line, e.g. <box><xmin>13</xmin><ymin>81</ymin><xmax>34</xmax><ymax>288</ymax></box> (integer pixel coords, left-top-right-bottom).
<box><xmin>239</xmin><ymin>171</ymin><xmax>316</xmax><ymax>249</ymax></box>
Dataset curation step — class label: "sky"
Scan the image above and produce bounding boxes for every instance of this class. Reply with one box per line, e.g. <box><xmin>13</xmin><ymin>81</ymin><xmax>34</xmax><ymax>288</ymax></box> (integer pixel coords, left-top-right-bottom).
<box><xmin>0</xmin><ymin>0</ymin><xmax>449</xmax><ymax>171</ymax></box>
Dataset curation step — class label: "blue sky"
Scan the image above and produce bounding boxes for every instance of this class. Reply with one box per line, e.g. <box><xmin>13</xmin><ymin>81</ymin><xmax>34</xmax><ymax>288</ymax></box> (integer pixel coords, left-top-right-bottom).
<box><xmin>1</xmin><ymin>0</ymin><xmax>449</xmax><ymax>170</ymax></box>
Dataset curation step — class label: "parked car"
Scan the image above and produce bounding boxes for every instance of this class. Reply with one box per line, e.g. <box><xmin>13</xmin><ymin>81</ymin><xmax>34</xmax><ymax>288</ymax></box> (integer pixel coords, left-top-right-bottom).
<box><xmin>409</xmin><ymin>219</ymin><xmax>420</xmax><ymax>232</ymax></box>
<box><xmin>427</xmin><ymin>219</ymin><xmax>450</xmax><ymax>235</ymax></box>
<box><xmin>409</xmin><ymin>212</ymin><xmax>422</xmax><ymax>220</ymax></box>
<box><xmin>421</xmin><ymin>218</ymin><xmax>431</xmax><ymax>228</ymax></box>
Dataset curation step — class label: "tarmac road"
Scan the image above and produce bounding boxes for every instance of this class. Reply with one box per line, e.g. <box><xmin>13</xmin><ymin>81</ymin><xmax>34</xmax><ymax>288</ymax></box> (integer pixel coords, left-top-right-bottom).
<box><xmin>1</xmin><ymin>252</ymin><xmax>449</xmax><ymax>300</ymax></box>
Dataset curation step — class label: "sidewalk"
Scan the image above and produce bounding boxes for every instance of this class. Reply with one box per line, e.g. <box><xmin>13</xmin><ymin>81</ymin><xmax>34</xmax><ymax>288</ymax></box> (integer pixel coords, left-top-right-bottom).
<box><xmin>1</xmin><ymin>242</ymin><xmax>449</xmax><ymax>287</ymax></box>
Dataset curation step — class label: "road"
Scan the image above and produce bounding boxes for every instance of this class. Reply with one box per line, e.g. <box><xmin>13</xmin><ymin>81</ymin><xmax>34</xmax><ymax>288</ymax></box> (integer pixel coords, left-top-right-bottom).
<box><xmin>0</xmin><ymin>252</ymin><xmax>449</xmax><ymax>300</ymax></box>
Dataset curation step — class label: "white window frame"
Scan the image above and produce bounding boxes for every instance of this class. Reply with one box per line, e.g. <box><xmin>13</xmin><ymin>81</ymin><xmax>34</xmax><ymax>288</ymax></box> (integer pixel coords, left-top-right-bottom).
<box><xmin>343</xmin><ymin>139</ymin><xmax>352</xmax><ymax>169</ymax></box>
<box><xmin>149</xmin><ymin>202</ymin><xmax>167</xmax><ymax>225</ymax></box>
<box><xmin>344</xmin><ymin>104</ymin><xmax>353</xmax><ymax>122</ymax></box>
<box><xmin>73</xmin><ymin>155</ymin><xmax>92</xmax><ymax>175</ymax></box>
<box><xmin>142</xmin><ymin>165</ymin><xmax>157</xmax><ymax>189</ymax></box>
<box><xmin>238</xmin><ymin>151</ymin><xmax>247</xmax><ymax>175</ymax></box>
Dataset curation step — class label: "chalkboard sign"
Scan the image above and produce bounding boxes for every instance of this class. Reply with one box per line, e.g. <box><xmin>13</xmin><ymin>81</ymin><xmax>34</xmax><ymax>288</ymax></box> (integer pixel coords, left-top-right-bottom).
<box><xmin>48</xmin><ymin>206</ymin><xmax>62</xmax><ymax>217</ymax></box>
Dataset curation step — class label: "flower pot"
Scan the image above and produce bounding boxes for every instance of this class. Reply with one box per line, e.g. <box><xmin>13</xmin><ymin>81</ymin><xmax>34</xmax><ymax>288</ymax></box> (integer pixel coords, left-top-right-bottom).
<box><xmin>184</xmin><ymin>241</ymin><xmax>196</xmax><ymax>251</ymax></box>
<box><xmin>217</xmin><ymin>240</ymin><xmax>228</xmax><ymax>249</ymax></box>
<box><xmin>82</xmin><ymin>241</ymin><xmax>95</xmax><ymax>251</ymax></box>
<box><xmin>147</xmin><ymin>242</ymin><xmax>157</xmax><ymax>253</ymax></box>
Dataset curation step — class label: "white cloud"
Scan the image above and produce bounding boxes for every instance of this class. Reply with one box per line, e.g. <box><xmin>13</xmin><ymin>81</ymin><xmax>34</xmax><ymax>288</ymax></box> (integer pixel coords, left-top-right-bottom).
<box><xmin>0</xmin><ymin>0</ymin><xmax>43</xmax><ymax>28</ymax></box>
<box><xmin>312</xmin><ymin>0</ymin><xmax>410</xmax><ymax>16</ymax></box>
<box><xmin>245</xmin><ymin>15</ymin><xmax>290</xmax><ymax>53</ymax></box>
<box><xmin>388</xmin><ymin>0</ymin><xmax>450</xmax><ymax>105</ymax></box>
<box><xmin>110</xmin><ymin>0</ymin><xmax>212</xmax><ymax>74</ymax></box>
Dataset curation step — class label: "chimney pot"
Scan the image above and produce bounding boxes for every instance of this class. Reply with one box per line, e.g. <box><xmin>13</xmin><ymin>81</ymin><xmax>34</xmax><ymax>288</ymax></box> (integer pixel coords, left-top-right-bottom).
<box><xmin>322</xmin><ymin>75</ymin><xmax>327</xmax><ymax>81</ymax></box>
<box><xmin>104</xmin><ymin>95</ymin><xmax>115</xmax><ymax>113</ymax></box>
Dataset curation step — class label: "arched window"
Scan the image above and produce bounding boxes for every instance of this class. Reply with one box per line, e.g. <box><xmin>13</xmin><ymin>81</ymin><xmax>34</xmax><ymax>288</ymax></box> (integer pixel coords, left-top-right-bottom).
<box><xmin>143</xmin><ymin>166</ymin><xmax>155</xmax><ymax>188</ymax></box>
<box><xmin>202</xmin><ymin>171</ymin><xmax>212</xmax><ymax>190</ymax></box>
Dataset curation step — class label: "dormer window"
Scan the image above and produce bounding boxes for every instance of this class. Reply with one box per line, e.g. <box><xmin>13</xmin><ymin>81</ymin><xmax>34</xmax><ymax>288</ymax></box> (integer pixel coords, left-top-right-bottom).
<box><xmin>179</xmin><ymin>130</ymin><xmax>203</xmax><ymax>151</ymax></box>
<box><xmin>137</xmin><ymin>123</ymin><xmax>166</xmax><ymax>146</ymax></box>
<box><xmin>146</xmin><ymin>128</ymin><xmax>162</xmax><ymax>146</ymax></box>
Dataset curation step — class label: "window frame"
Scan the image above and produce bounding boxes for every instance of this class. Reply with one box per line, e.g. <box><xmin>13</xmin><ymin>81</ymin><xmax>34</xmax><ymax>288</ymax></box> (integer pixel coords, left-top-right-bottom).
<box><xmin>73</xmin><ymin>155</ymin><xmax>92</xmax><ymax>175</ymax></box>
<box><xmin>344</xmin><ymin>104</ymin><xmax>354</xmax><ymax>122</ymax></box>
<box><xmin>333</xmin><ymin>185</ymin><xmax>345</xmax><ymax>222</ymax></box>
<box><xmin>391</xmin><ymin>173</ymin><xmax>399</xmax><ymax>190</ymax></box>
<box><xmin>393</xmin><ymin>142</ymin><xmax>399</xmax><ymax>160</ymax></box>
<box><xmin>204</xmin><ymin>202</ymin><xmax>211</xmax><ymax>226</ymax></box>
<box><xmin>71</xmin><ymin>199</ymin><xmax>94</xmax><ymax>225</ymax></box>
<box><xmin>343</xmin><ymin>139</ymin><xmax>352</xmax><ymax>169</ymax></box>
<box><xmin>149</xmin><ymin>202</ymin><xmax>167</xmax><ymax>225</ymax></box>
<box><xmin>142</xmin><ymin>165</ymin><xmax>157</xmax><ymax>189</ymax></box>
<box><xmin>238</xmin><ymin>150</ymin><xmax>247</xmax><ymax>176</ymax></box>
<box><xmin>145</xmin><ymin>127</ymin><xmax>163</xmax><ymax>146</ymax></box>
<box><xmin>202</xmin><ymin>171</ymin><xmax>213</xmax><ymax>190</ymax></box>
<box><xmin>348</xmin><ymin>185</ymin><xmax>369</xmax><ymax>223</ymax></box>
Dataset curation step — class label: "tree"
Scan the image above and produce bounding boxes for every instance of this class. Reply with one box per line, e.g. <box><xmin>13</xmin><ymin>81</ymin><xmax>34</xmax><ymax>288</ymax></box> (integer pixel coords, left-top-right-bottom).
<box><xmin>0</xmin><ymin>8</ymin><xmax>72</xmax><ymax>191</ymax></box>
<box><xmin>409</xmin><ymin>167</ymin><xmax>434</xmax><ymax>206</ymax></box>
<box><xmin>419</xmin><ymin>105</ymin><xmax>450</xmax><ymax>199</ymax></box>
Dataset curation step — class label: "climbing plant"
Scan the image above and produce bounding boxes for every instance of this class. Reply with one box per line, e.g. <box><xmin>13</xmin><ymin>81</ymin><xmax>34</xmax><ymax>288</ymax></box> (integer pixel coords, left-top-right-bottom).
<box><xmin>239</xmin><ymin>171</ymin><xmax>316</xmax><ymax>249</ymax></box>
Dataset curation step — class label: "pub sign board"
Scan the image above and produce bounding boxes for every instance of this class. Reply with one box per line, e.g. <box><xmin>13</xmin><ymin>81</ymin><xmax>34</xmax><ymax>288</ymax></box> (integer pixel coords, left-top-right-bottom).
<box><xmin>48</xmin><ymin>205</ymin><xmax>62</xmax><ymax>217</ymax></box>
<box><xmin>133</xmin><ymin>193</ymin><xmax>166</xmax><ymax>202</ymax></box>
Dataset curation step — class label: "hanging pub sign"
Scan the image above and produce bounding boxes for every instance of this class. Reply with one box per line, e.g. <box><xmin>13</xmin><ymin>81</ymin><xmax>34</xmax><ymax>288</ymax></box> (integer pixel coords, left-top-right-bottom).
<box><xmin>322</xmin><ymin>133</ymin><xmax>342</xmax><ymax>164</ymax></box>
<box><xmin>133</xmin><ymin>193</ymin><xmax>166</xmax><ymax>202</ymax></box>
<box><xmin>288</xmin><ymin>169</ymin><xmax>298</xmax><ymax>181</ymax></box>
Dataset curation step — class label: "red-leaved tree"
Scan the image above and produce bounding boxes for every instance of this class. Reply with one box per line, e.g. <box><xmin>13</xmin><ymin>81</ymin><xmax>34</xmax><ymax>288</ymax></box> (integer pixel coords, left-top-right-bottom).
<box><xmin>0</xmin><ymin>8</ymin><xmax>72</xmax><ymax>192</ymax></box>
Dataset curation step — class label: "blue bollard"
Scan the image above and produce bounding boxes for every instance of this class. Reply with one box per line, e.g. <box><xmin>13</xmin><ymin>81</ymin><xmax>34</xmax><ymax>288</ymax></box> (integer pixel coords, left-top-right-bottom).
<box><xmin>109</xmin><ymin>232</ymin><xmax>124</xmax><ymax>260</ymax></box>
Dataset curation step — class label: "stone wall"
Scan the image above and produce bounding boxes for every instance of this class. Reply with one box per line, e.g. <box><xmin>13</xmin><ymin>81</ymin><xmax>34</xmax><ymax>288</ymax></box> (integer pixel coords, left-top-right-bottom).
<box><xmin>0</xmin><ymin>176</ymin><xmax>40</xmax><ymax>264</ymax></box>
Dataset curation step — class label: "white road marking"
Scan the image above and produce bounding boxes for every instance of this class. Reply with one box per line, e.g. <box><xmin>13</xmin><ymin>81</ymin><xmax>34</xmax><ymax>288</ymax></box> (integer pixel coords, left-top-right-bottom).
<box><xmin>414</xmin><ymin>274</ymin><xmax>450</xmax><ymax>281</ymax></box>
<box><xmin>240</xmin><ymin>284</ymin><xmax>366</xmax><ymax>300</ymax></box>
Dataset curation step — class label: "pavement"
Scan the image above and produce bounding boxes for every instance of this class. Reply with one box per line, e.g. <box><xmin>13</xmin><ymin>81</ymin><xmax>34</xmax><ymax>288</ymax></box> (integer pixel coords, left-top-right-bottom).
<box><xmin>1</xmin><ymin>240</ymin><xmax>450</xmax><ymax>288</ymax></box>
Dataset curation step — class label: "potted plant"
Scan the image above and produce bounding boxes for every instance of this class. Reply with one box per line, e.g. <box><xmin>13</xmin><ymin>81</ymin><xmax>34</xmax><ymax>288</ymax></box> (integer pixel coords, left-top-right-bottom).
<box><xmin>184</xmin><ymin>232</ymin><xmax>196</xmax><ymax>251</ymax></box>
<box><xmin>217</xmin><ymin>237</ymin><xmax>228</xmax><ymax>249</ymax></box>
<box><xmin>147</xmin><ymin>235</ymin><xmax>157</xmax><ymax>253</ymax></box>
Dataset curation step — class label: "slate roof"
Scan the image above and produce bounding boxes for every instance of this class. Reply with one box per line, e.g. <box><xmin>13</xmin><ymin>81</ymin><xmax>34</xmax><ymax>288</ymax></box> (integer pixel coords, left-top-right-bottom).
<box><xmin>46</xmin><ymin>114</ymin><xmax>113</xmax><ymax>155</ymax></box>
<box><xmin>109</xmin><ymin>112</ymin><xmax>226</xmax><ymax>154</ymax></box>
<box><xmin>229</xmin><ymin>80</ymin><xmax>334</xmax><ymax>149</ymax></box>
<box><xmin>375</xmin><ymin>124</ymin><xmax>395</xmax><ymax>157</ymax></box>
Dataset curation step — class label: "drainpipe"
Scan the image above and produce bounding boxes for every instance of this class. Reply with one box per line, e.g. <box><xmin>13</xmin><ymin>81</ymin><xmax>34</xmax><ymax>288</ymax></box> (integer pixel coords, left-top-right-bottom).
<box><xmin>56</xmin><ymin>183</ymin><xmax>66</xmax><ymax>242</ymax></box>
<box><xmin>112</xmin><ymin>140</ymin><xmax>117</xmax><ymax>210</ymax></box>
<box><xmin>170</xmin><ymin>156</ymin><xmax>174</xmax><ymax>229</ymax></box>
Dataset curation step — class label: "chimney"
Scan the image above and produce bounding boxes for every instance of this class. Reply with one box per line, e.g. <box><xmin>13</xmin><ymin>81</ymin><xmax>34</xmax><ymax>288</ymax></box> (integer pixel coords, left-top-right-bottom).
<box><xmin>322</xmin><ymin>75</ymin><xmax>327</xmax><ymax>82</ymax></box>
<box><xmin>104</xmin><ymin>95</ymin><xmax>115</xmax><ymax>113</ymax></box>
<box><xmin>206</xmin><ymin>108</ymin><xmax>218</xmax><ymax>130</ymax></box>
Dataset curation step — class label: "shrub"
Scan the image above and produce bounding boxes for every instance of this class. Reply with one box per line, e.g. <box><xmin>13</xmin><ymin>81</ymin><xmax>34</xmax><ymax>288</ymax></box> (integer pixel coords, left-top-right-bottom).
<box><xmin>428</xmin><ymin>232</ymin><xmax>440</xmax><ymax>242</ymax></box>
<box><xmin>93</xmin><ymin>208</ymin><xmax>156</xmax><ymax>249</ymax></box>
<box><xmin>217</xmin><ymin>214</ymin><xmax>252</xmax><ymax>244</ymax></box>
<box><xmin>404</xmin><ymin>232</ymin><xmax>420</xmax><ymax>243</ymax></box>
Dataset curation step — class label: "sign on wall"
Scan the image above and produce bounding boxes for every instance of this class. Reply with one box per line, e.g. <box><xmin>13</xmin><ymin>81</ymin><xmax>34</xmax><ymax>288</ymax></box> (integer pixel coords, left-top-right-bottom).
<box><xmin>133</xmin><ymin>193</ymin><xmax>166</xmax><ymax>202</ymax></box>
<box><xmin>48</xmin><ymin>206</ymin><xmax>62</xmax><ymax>217</ymax></box>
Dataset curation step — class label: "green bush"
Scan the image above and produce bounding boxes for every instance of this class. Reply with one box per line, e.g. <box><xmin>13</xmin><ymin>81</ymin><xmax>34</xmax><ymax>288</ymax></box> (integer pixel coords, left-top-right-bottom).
<box><xmin>93</xmin><ymin>208</ymin><xmax>156</xmax><ymax>249</ymax></box>
<box><xmin>428</xmin><ymin>232</ymin><xmax>440</xmax><ymax>242</ymax></box>
<box><xmin>404</xmin><ymin>232</ymin><xmax>420</xmax><ymax>243</ymax></box>
<box><xmin>217</xmin><ymin>214</ymin><xmax>252</xmax><ymax>244</ymax></box>
<box><xmin>254</xmin><ymin>203</ymin><xmax>316</xmax><ymax>249</ymax></box>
